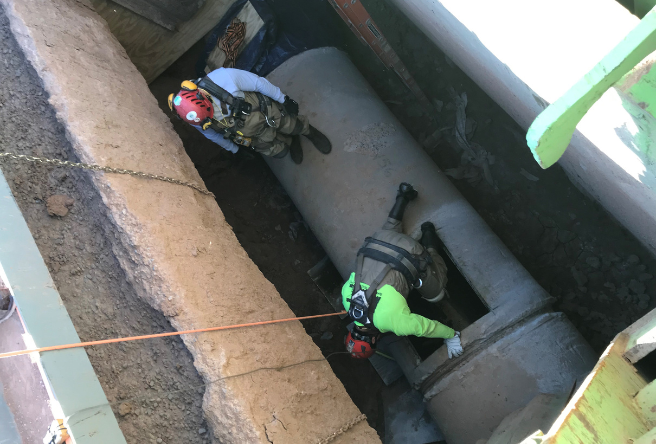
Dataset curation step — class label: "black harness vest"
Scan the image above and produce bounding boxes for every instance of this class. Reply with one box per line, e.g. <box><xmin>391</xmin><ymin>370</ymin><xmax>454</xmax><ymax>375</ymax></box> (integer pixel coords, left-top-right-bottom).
<box><xmin>347</xmin><ymin>237</ymin><xmax>431</xmax><ymax>330</ymax></box>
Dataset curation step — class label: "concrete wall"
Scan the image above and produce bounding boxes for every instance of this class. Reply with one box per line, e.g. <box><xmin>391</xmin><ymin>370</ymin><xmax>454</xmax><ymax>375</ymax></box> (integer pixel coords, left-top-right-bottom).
<box><xmin>0</xmin><ymin>1</ymin><xmax>380</xmax><ymax>443</ymax></box>
<box><xmin>388</xmin><ymin>0</ymin><xmax>656</xmax><ymax>257</ymax></box>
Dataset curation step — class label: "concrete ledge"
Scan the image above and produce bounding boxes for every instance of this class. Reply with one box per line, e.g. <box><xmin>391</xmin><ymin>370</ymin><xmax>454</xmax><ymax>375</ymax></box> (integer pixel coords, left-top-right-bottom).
<box><xmin>0</xmin><ymin>0</ymin><xmax>380</xmax><ymax>442</ymax></box>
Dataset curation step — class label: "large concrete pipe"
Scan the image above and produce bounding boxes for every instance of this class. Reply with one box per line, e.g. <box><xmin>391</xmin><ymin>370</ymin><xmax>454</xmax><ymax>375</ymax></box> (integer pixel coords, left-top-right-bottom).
<box><xmin>265</xmin><ymin>48</ymin><xmax>597</xmax><ymax>444</ymax></box>
<box><xmin>386</xmin><ymin>0</ymin><xmax>656</xmax><ymax>259</ymax></box>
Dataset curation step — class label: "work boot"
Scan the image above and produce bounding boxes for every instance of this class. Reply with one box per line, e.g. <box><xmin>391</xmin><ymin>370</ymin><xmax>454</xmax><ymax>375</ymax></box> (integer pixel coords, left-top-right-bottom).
<box><xmin>420</xmin><ymin>222</ymin><xmax>445</xmax><ymax>254</ymax></box>
<box><xmin>290</xmin><ymin>136</ymin><xmax>303</xmax><ymax>164</ymax></box>
<box><xmin>303</xmin><ymin>125</ymin><xmax>332</xmax><ymax>154</ymax></box>
<box><xmin>388</xmin><ymin>183</ymin><xmax>418</xmax><ymax>221</ymax></box>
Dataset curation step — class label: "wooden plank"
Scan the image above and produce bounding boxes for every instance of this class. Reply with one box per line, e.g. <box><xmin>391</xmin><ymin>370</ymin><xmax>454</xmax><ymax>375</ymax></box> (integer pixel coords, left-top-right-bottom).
<box><xmin>546</xmin><ymin>335</ymin><xmax>649</xmax><ymax>444</ymax></box>
<box><xmin>112</xmin><ymin>0</ymin><xmax>202</xmax><ymax>30</ymax></box>
<box><xmin>89</xmin><ymin>0</ymin><xmax>232</xmax><ymax>83</ymax></box>
<box><xmin>526</xmin><ymin>6</ymin><xmax>656</xmax><ymax>168</ymax></box>
<box><xmin>635</xmin><ymin>380</ymin><xmax>656</xmax><ymax>427</ymax></box>
<box><xmin>634</xmin><ymin>427</ymin><xmax>656</xmax><ymax>444</ymax></box>
<box><xmin>624</xmin><ymin>307</ymin><xmax>656</xmax><ymax>363</ymax></box>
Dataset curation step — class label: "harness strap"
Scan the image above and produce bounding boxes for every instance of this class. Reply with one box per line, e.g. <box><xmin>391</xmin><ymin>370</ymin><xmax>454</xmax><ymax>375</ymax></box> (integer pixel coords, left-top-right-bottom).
<box><xmin>197</xmin><ymin>77</ymin><xmax>235</xmax><ymax>106</ymax></box>
<box><xmin>353</xmin><ymin>254</ymin><xmax>365</xmax><ymax>295</ymax></box>
<box><xmin>256</xmin><ymin>93</ymin><xmax>277</xmax><ymax>128</ymax></box>
<box><xmin>348</xmin><ymin>259</ymin><xmax>391</xmax><ymax>331</ymax></box>
<box><xmin>359</xmin><ymin>243</ymin><xmax>419</xmax><ymax>283</ymax></box>
<box><xmin>365</xmin><ymin>236</ymin><xmax>425</xmax><ymax>270</ymax></box>
<box><xmin>365</xmin><ymin>264</ymin><xmax>392</xmax><ymax>301</ymax></box>
<box><xmin>209</xmin><ymin>121</ymin><xmax>235</xmax><ymax>135</ymax></box>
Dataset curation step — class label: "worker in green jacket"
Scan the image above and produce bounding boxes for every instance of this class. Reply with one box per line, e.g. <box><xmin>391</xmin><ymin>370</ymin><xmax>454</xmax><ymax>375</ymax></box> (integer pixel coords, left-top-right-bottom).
<box><xmin>342</xmin><ymin>183</ymin><xmax>464</xmax><ymax>359</ymax></box>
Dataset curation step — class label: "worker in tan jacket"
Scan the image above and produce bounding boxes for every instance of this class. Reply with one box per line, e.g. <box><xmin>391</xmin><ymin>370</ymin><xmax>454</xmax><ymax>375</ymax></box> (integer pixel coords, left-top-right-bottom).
<box><xmin>168</xmin><ymin>67</ymin><xmax>331</xmax><ymax>164</ymax></box>
<box><xmin>342</xmin><ymin>183</ymin><xmax>464</xmax><ymax>360</ymax></box>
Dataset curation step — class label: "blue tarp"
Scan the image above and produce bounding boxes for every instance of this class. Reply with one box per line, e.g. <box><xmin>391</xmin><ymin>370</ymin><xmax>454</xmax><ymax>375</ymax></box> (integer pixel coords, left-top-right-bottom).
<box><xmin>196</xmin><ymin>0</ymin><xmax>308</xmax><ymax>78</ymax></box>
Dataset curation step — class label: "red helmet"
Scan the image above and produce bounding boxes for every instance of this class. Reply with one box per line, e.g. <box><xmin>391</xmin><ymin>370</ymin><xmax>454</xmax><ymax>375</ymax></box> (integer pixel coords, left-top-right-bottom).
<box><xmin>345</xmin><ymin>331</ymin><xmax>377</xmax><ymax>359</ymax></box>
<box><xmin>168</xmin><ymin>88</ymin><xmax>213</xmax><ymax>127</ymax></box>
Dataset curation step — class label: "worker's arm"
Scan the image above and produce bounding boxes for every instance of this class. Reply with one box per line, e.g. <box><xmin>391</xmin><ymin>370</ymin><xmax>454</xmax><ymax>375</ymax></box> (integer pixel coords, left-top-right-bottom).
<box><xmin>378</xmin><ymin>310</ymin><xmax>455</xmax><ymax>339</ymax></box>
<box><xmin>224</xmin><ymin>68</ymin><xmax>286</xmax><ymax>103</ymax></box>
<box><xmin>373</xmin><ymin>287</ymin><xmax>455</xmax><ymax>339</ymax></box>
<box><xmin>193</xmin><ymin>125</ymin><xmax>239</xmax><ymax>153</ymax></box>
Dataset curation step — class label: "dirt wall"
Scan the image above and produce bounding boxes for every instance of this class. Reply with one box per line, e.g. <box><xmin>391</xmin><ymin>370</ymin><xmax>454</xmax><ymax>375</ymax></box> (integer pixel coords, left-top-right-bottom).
<box><xmin>0</xmin><ymin>0</ymin><xmax>380</xmax><ymax>442</ymax></box>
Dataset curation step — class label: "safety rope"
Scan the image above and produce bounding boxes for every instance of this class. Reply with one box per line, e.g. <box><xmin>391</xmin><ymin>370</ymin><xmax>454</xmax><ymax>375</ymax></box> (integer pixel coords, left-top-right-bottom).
<box><xmin>0</xmin><ymin>299</ymin><xmax>366</xmax><ymax>440</ymax></box>
<box><xmin>0</xmin><ymin>307</ymin><xmax>366</xmax><ymax>442</ymax></box>
<box><xmin>0</xmin><ymin>152</ymin><xmax>214</xmax><ymax>198</ymax></box>
<box><xmin>0</xmin><ymin>311</ymin><xmax>346</xmax><ymax>359</ymax></box>
<box><xmin>217</xmin><ymin>17</ymin><xmax>246</xmax><ymax>68</ymax></box>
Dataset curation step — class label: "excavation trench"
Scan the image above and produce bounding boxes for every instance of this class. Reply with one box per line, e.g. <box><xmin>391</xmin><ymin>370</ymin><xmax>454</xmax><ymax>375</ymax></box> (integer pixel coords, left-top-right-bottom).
<box><xmin>3</xmin><ymin>0</ymin><xmax>656</xmax><ymax>442</ymax></box>
<box><xmin>0</xmin><ymin>1</ymin><xmax>382</xmax><ymax>443</ymax></box>
<box><xmin>149</xmin><ymin>40</ymin><xmax>488</xmax><ymax>430</ymax></box>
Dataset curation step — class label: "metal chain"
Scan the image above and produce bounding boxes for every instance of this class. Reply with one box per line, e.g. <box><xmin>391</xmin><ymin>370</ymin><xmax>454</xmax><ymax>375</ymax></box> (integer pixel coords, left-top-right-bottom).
<box><xmin>316</xmin><ymin>414</ymin><xmax>367</xmax><ymax>444</ymax></box>
<box><xmin>0</xmin><ymin>152</ymin><xmax>214</xmax><ymax>198</ymax></box>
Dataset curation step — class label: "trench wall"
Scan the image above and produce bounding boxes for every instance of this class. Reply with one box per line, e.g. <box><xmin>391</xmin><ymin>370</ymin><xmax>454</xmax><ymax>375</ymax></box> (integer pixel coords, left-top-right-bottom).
<box><xmin>0</xmin><ymin>0</ymin><xmax>380</xmax><ymax>443</ymax></box>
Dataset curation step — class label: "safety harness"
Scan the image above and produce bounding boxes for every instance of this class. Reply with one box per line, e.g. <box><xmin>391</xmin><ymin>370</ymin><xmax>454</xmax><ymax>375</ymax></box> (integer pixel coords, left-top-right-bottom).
<box><xmin>196</xmin><ymin>77</ymin><xmax>253</xmax><ymax>146</ymax></box>
<box><xmin>197</xmin><ymin>77</ymin><xmax>281</xmax><ymax>147</ymax></box>
<box><xmin>347</xmin><ymin>237</ymin><xmax>431</xmax><ymax>330</ymax></box>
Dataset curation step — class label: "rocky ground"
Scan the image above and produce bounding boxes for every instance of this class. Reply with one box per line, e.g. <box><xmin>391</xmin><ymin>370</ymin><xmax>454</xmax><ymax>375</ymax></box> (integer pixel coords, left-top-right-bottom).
<box><xmin>0</xmin><ymin>8</ymin><xmax>210</xmax><ymax>444</ymax></box>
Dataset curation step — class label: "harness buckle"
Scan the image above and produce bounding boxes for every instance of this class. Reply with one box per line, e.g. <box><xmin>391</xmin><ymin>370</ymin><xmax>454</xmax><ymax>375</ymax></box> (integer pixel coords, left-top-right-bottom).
<box><xmin>413</xmin><ymin>278</ymin><xmax>423</xmax><ymax>289</ymax></box>
<box><xmin>348</xmin><ymin>289</ymin><xmax>370</xmax><ymax>324</ymax></box>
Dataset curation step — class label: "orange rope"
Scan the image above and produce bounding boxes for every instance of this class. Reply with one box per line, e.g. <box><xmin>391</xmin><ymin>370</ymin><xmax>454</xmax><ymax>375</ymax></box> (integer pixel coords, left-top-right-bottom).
<box><xmin>218</xmin><ymin>17</ymin><xmax>246</xmax><ymax>68</ymax></box>
<box><xmin>0</xmin><ymin>311</ymin><xmax>346</xmax><ymax>360</ymax></box>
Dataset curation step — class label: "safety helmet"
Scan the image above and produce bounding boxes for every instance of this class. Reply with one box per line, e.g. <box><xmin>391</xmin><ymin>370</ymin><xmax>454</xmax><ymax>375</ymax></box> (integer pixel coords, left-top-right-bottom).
<box><xmin>345</xmin><ymin>331</ymin><xmax>377</xmax><ymax>359</ymax></box>
<box><xmin>168</xmin><ymin>80</ymin><xmax>214</xmax><ymax>129</ymax></box>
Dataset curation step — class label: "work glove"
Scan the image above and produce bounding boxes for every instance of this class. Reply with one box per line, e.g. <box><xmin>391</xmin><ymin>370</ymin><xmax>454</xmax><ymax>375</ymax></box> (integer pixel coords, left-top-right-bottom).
<box><xmin>445</xmin><ymin>331</ymin><xmax>463</xmax><ymax>359</ymax></box>
<box><xmin>283</xmin><ymin>95</ymin><xmax>299</xmax><ymax>116</ymax></box>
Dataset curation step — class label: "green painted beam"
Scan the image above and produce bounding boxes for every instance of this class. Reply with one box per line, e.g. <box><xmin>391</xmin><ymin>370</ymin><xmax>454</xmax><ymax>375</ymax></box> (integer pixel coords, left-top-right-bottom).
<box><xmin>624</xmin><ymin>307</ymin><xmax>656</xmax><ymax>363</ymax></box>
<box><xmin>526</xmin><ymin>5</ymin><xmax>656</xmax><ymax>168</ymax></box>
<box><xmin>544</xmin><ymin>338</ymin><xmax>648</xmax><ymax>444</ymax></box>
<box><xmin>634</xmin><ymin>427</ymin><xmax>656</xmax><ymax>444</ymax></box>
<box><xmin>0</xmin><ymin>171</ymin><xmax>126</xmax><ymax>443</ymax></box>
<box><xmin>635</xmin><ymin>379</ymin><xmax>656</xmax><ymax>426</ymax></box>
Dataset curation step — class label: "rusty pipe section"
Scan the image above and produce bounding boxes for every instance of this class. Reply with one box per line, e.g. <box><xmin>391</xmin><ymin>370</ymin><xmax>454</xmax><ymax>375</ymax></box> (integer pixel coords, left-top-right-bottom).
<box><xmin>265</xmin><ymin>48</ymin><xmax>596</xmax><ymax>444</ymax></box>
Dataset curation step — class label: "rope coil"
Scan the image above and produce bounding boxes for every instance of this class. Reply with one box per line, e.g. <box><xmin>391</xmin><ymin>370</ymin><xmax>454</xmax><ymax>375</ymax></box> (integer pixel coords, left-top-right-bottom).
<box><xmin>218</xmin><ymin>18</ymin><xmax>246</xmax><ymax>68</ymax></box>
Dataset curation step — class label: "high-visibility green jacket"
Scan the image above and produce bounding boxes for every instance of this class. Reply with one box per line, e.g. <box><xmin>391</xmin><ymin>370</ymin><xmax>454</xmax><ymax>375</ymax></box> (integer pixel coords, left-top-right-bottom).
<box><xmin>342</xmin><ymin>272</ymin><xmax>455</xmax><ymax>339</ymax></box>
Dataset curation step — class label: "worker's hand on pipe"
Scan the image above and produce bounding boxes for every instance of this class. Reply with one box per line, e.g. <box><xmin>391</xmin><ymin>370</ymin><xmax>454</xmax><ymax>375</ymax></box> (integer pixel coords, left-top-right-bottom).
<box><xmin>283</xmin><ymin>95</ymin><xmax>299</xmax><ymax>116</ymax></box>
<box><xmin>445</xmin><ymin>331</ymin><xmax>463</xmax><ymax>359</ymax></box>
